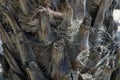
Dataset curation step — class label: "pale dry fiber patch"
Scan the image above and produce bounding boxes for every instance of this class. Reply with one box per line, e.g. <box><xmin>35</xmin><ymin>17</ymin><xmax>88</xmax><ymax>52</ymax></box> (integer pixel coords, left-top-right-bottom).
<box><xmin>113</xmin><ymin>9</ymin><xmax>120</xmax><ymax>32</ymax></box>
<box><xmin>113</xmin><ymin>9</ymin><xmax>120</xmax><ymax>42</ymax></box>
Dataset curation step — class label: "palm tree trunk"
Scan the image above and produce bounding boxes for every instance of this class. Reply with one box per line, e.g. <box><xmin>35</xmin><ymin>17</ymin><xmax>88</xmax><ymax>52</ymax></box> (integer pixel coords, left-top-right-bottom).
<box><xmin>0</xmin><ymin>0</ymin><xmax>120</xmax><ymax>80</ymax></box>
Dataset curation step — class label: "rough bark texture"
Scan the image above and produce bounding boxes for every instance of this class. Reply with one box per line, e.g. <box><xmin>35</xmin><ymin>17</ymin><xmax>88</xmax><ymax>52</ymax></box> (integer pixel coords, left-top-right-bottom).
<box><xmin>0</xmin><ymin>0</ymin><xmax>120</xmax><ymax>80</ymax></box>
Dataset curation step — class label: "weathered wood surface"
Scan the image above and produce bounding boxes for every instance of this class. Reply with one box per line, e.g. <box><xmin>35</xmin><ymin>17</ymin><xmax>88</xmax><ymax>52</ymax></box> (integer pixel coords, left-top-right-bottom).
<box><xmin>0</xmin><ymin>0</ymin><xmax>120</xmax><ymax>80</ymax></box>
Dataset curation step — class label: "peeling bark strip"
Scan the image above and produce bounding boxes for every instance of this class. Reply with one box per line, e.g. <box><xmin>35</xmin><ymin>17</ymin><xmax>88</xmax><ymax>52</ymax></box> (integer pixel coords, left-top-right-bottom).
<box><xmin>0</xmin><ymin>0</ymin><xmax>119</xmax><ymax>80</ymax></box>
<box><xmin>2</xmin><ymin>7</ymin><xmax>20</xmax><ymax>34</ymax></box>
<box><xmin>0</xmin><ymin>23</ymin><xmax>15</xmax><ymax>53</ymax></box>
<box><xmin>38</xmin><ymin>14</ymin><xmax>54</xmax><ymax>44</ymax></box>
<box><xmin>93</xmin><ymin>0</ymin><xmax>113</xmax><ymax>29</ymax></box>
<box><xmin>0</xmin><ymin>23</ymin><xmax>23</xmax><ymax>75</ymax></box>
<box><xmin>78</xmin><ymin>16</ymin><xmax>91</xmax><ymax>52</ymax></box>
<box><xmin>2</xmin><ymin>7</ymin><xmax>27</xmax><ymax>65</ymax></box>
<box><xmin>4</xmin><ymin>47</ymin><xmax>23</xmax><ymax>75</ymax></box>
<box><xmin>50</xmin><ymin>39</ymin><xmax>71</xmax><ymax>80</ymax></box>
<box><xmin>19</xmin><ymin>0</ymin><xmax>32</xmax><ymax>15</ymax></box>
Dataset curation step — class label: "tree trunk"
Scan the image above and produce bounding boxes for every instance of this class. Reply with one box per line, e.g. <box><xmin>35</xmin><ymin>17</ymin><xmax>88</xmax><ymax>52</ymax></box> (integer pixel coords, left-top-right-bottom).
<box><xmin>0</xmin><ymin>0</ymin><xmax>120</xmax><ymax>80</ymax></box>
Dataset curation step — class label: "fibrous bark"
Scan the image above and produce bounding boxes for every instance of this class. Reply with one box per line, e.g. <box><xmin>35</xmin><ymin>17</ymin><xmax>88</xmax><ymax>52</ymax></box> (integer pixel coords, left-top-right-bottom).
<box><xmin>0</xmin><ymin>0</ymin><xmax>120</xmax><ymax>80</ymax></box>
